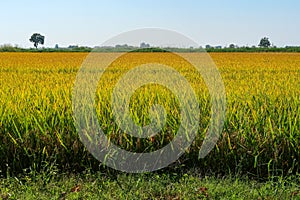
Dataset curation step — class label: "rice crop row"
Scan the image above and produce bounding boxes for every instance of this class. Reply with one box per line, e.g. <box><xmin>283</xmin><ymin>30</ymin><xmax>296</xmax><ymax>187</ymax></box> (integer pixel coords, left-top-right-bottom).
<box><xmin>0</xmin><ymin>52</ymin><xmax>299</xmax><ymax>177</ymax></box>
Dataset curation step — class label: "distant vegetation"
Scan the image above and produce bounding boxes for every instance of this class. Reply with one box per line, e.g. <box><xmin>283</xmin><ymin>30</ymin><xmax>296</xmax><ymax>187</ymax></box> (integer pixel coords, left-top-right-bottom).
<box><xmin>0</xmin><ymin>44</ymin><xmax>92</xmax><ymax>52</ymax></box>
<box><xmin>2</xmin><ymin>44</ymin><xmax>300</xmax><ymax>53</ymax></box>
<box><xmin>130</xmin><ymin>47</ymin><xmax>169</xmax><ymax>52</ymax></box>
<box><xmin>2</xmin><ymin>35</ymin><xmax>300</xmax><ymax>52</ymax></box>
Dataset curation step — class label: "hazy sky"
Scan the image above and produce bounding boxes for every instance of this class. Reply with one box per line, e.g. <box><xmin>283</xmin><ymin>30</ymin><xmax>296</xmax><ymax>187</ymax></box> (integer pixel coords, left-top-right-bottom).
<box><xmin>1</xmin><ymin>0</ymin><xmax>299</xmax><ymax>48</ymax></box>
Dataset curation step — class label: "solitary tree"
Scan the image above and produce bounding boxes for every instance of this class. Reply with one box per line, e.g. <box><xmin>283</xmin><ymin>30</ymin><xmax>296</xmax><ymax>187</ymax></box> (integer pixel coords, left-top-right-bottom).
<box><xmin>29</xmin><ymin>33</ymin><xmax>45</xmax><ymax>48</ymax></box>
<box><xmin>205</xmin><ymin>44</ymin><xmax>212</xmax><ymax>49</ymax></box>
<box><xmin>140</xmin><ymin>42</ymin><xmax>150</xmax><ymax>48</ymax></box>
<box><xmin>258</xmin><ymin>37</ymin><xmax>271</xmax><ymax>48</ymax></box>
<box><xmin>229</xmin><ymin>44</ymin><xmax>236</xmax><ymax>48</ymax></box>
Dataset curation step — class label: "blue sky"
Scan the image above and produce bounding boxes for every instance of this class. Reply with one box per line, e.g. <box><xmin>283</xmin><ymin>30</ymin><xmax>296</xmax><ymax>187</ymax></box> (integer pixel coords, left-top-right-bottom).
<box><xmin>1</xmin><ymin>0</ymin><xmax>299</xmax><ymax>48</ymax></box>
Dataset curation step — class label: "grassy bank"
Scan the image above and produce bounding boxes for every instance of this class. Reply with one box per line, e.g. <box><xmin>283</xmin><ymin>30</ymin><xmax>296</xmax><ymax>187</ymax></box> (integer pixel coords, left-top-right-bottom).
<box><xmin>1</xmin><ymin>170</ymin><xmax>299</xmax><ymax>199</ymax></box>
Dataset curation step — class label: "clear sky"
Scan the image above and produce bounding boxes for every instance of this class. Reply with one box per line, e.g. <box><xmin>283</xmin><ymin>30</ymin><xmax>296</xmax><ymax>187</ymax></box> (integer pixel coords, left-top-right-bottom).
<box><xmin>1</xmin><ymin>0</ymin><xmax>299</xmax><ymax>48</ymax></box>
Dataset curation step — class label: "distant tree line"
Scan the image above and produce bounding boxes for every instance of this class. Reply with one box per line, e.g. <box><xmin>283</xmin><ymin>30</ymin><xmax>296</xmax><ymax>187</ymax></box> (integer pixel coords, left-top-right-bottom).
<box><xmin>0</xmin><ymin>44</ymin><xmax>92</xmax><ymax>52</ymax></box>
<box><xmin>1</xmin><ymin>35</ymin><xmax>300</xmax><ymax>52</ymax></box>
<box><xmin>3</xmin><ymin>44</ymin><xmax>300</xmax><ymax>53</ymax></box>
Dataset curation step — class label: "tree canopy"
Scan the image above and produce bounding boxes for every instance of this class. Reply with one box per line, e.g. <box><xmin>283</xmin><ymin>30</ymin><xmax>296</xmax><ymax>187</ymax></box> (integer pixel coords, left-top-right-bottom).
<box><xmin>258</xmin><ymin>37</ymin><xmax>271</xmax><ymax>48</ymax></box>
<box><xmin>29</xmin><ymin>33</ymin><xmax>45</xmax><ymax>48</ymax></box>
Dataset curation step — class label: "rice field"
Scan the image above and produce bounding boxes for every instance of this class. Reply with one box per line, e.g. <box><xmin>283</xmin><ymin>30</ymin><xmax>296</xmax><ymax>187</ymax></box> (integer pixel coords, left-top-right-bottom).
<box><xmin>0</xmin><ymin>52</ymin><xmax>299</xmax><ymax>177</ymax></box>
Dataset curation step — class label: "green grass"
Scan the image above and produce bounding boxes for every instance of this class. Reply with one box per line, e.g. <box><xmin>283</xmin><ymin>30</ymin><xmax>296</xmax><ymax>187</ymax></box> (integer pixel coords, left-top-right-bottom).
<box><xmin>1</xmin><ymin>170</ymin><xmax>299</xmax><ymax>200</ymax></box>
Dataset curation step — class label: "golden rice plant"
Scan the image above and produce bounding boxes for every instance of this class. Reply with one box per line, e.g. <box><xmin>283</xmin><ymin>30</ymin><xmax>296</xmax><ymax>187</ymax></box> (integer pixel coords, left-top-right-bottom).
<box><xmin>0</xmin><ymin>52</ymin><xmax>299</xmax><ymax>177</ymax></box>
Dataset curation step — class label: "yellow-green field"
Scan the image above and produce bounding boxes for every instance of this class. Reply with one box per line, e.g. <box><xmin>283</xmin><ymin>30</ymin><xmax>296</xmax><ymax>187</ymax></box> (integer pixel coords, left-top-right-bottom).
<box><xmin>0</xmin><ymin>52</ymin><xmax>299</xmax><ymax>177</ymax></box>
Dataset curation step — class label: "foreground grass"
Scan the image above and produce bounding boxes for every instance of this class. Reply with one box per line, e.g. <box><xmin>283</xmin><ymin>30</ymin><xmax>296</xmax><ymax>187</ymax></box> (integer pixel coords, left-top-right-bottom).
<box><xmin>1</xmin><ymin>171</ymin><xmax>299</xmax><ymax>200</ymax></box>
